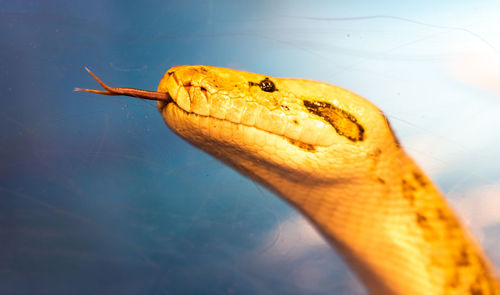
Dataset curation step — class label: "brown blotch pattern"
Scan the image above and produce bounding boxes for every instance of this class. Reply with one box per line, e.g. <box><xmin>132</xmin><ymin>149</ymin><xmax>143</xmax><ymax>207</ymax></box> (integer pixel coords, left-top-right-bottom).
<box><xmin>457</xmin><ymin>246</ymin><xmax>471</xmax><ymax>267</ymax></box>
<box><xmin>412</xmin><ymin>171</ymin><xmax>428</xmax><ymax>187</ymax></box>
<box><xmin>401</xmin><ymin>169</ymin><xmax>499</xmax><ymax>294</ymax></box>
<box><xmin>303</xmin><ymin>100</ymin><xmax>365</xmax><ymax>142</ymax></box>
<box><xmin>402</xmin><ymin>179</ymin><xmax>416</xmax><ymax>205</ymax></box>
<box><xmin>367</xmin><ymin>148</ymin><xmax>387</xmax><ymax>185</ymax></box>
<box><xmin>416</xmin><ymin>213</ymin><xmax>430</xmax><ymax>229</ymax></box>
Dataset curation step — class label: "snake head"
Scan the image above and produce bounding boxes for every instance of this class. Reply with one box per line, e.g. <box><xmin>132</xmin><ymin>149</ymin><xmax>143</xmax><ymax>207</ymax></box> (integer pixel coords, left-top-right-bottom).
<box><xmin>77</xmin><ymin>65</ymin><xmax>400</xmax><ymax>186</ymax></box>
<box><xmin>77</xmin><ymin>65</ymin><xmax>400</xmax><ymax>185</ymax></box>
<box><xmin>155</xmin><ymin>65</ymin><xmax>400</xmax><ymax>185</ymax></box>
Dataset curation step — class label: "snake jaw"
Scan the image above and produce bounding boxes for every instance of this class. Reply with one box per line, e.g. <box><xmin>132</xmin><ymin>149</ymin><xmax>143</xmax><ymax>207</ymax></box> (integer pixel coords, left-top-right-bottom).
<box><xmin>158</xmin><ymin>66</ymin><xmax>347</xmax><ymax>148</ymax></box>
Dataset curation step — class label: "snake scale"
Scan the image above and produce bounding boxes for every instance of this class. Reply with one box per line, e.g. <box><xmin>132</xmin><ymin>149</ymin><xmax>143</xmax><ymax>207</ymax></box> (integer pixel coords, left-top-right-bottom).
<box><xmin>76</xmin><ymin>65</ymin><xmax>500</xmax><ymax>295</ymax></box>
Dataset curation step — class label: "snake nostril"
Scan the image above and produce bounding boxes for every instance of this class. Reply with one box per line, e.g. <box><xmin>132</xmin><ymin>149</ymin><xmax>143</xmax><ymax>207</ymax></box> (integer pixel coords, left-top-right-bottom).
<box><xmin>199</xmin><ymin>86</ymin><xmax>208</xmax><ymax>100</ymax></box>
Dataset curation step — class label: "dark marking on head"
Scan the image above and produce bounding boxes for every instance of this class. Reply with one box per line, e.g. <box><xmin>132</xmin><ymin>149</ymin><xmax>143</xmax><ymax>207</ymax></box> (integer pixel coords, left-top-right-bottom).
<box><xmin>281</xmin><ymin>105</ymin><xmax>290</xmax><ymax>111</ymax></box>
<box><xmin>167</xmin><ymin>71</ymin><xmax>174</xmax><ymax>76</ymax></box>
<box><xmin>287</xmin><ymin>138</ymin><xmax>316</xmax><ymax>152</ymax></box>
<box><xmin>293</xmin><ymin>119</ymin><xmax>299</xmax><ymax>125</ymax></box>
<box><xmin>259</xmin><ymin>78</ymin><xmax>276</xmax><ymax>92</ymax></box>
<box><xmin>377</xmin><ymin>177</ymin><xmax>386</xmax><ymax>184</ymax></box>
<box><xmin>199</xmin><ymin>66</ymin><xmax>208</xmax><ymax>72</ymax></box>
<box><xmin>303</xmin><ymin>100</ymin><xmax>365</xmax><ymax>142</ymax></box>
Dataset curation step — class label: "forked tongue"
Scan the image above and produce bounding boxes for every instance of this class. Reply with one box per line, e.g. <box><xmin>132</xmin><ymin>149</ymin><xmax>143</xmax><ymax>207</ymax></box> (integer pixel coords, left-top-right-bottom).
<box><xmin>74</xmin><ymin>67</ymin><xmax>172</xmax><ymax>102</ymax></box>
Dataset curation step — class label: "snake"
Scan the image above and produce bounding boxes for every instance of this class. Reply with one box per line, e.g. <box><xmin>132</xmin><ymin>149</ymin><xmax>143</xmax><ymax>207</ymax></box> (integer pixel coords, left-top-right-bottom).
<box><xmin>76</xmin><ymin>65</ymin><xmax>500</xmax><ymax>295</ymax></box>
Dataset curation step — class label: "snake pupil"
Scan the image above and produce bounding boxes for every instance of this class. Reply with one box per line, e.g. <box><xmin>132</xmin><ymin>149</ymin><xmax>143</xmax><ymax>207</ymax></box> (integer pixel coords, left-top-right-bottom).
<box><xmin>259</xmin><ymin>78</ymin><xmax>276</xmax><ymax>92</ymax></box>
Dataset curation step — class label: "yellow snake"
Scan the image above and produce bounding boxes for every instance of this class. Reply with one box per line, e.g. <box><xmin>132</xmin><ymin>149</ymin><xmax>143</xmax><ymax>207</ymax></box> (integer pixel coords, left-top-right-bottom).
<box><xmin>76</xmin><ymin>65</ymin><xmax>500</xmax><ymax>295</ymax></box>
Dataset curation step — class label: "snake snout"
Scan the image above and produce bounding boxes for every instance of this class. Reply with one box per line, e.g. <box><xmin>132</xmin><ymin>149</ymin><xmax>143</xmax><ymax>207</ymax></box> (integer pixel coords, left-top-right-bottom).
<box><xmin>163</xmin><ymin>71</ymin><xmax>192</xmax><ymax>113</ymax></box>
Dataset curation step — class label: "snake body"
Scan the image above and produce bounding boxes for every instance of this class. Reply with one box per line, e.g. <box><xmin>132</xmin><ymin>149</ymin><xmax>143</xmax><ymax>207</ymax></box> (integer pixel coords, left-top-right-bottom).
<box><xmin>76</xmin><ymin>65</ymin><xmax>500</xmax><ymax>294</ymax></box>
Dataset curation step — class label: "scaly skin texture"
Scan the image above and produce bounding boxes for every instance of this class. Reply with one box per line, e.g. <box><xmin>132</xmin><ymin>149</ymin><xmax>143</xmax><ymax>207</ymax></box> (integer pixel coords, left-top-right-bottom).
<box><xmin>77</xmin><ymin>65</ymin><xmax>500</xmax><ymax>295</ymax></box>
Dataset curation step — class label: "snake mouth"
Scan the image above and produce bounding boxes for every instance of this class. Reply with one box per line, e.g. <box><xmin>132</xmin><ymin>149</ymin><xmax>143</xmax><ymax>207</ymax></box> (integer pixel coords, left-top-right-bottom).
<box><xmin>160</xmin><ymin>100</ymin><xmax>320</xmax><ymax>154</ymax></box>
<box><xmin>161</xmin><ymin>70</ymin><xmax>337</xmax><ymax>148</ymax></box>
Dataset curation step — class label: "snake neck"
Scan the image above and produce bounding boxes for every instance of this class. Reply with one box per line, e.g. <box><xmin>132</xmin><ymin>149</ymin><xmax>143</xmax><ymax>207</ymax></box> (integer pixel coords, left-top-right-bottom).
<box><xmin>254</xmin><ymin>148</ymin><xmax>500</xmax><ymax>295</ymax></box>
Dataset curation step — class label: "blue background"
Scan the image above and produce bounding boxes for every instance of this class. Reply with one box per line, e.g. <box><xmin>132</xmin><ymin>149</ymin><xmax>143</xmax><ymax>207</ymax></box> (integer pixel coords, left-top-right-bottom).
<box><xmin>1</xmin><ymin>1</ymin><xmax>500</xmax><ymax>294</ymax></box>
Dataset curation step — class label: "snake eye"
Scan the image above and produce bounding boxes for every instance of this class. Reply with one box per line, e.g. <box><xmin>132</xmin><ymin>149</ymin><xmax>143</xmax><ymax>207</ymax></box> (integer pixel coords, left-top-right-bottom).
<box><xmin>259</xmin><ymin>78</ymin><xmax>276</xmax><ymax>92</ymax></box>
